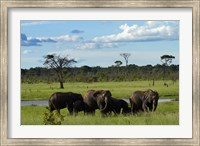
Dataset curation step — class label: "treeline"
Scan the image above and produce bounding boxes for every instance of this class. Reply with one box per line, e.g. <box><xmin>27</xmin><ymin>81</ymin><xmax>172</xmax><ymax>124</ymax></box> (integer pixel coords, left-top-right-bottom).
<box><xmin>21</xmin><ymin>64</ymin><xmax>179</xmax><ymax>83</ymax></box>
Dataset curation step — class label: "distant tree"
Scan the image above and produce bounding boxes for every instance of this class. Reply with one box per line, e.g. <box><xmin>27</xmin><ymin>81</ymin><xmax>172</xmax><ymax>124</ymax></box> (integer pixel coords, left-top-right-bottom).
<box><xmin>161</xmin><ymin>55</ymin><xmax>175</xmax><ymax>66</ymax></box>
<box><xmin>43</xmin><ymin>54</ymin><xmax>77</xmax><ymax>89</ymax></box>
<box><xmin>160</xmin><ymin>54</ymin><xmax>175</xmax><ymax>80</ymax></box>
<box><xmin>114</xmin><ymin>60</ymin><xmax>122</xmax><ymax>67</ymax></box>
<box><xmin>120</xmin><ymin>53</ymin><xmax>131</xmax><ymax>66</ymax></box>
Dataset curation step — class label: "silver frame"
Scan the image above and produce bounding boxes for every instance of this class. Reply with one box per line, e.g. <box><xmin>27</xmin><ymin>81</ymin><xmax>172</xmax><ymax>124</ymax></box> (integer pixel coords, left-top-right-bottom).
<box><xmin>0</xmin><ymin>0</ymin><xmax>199</xmax><ymax>145</ymax></box>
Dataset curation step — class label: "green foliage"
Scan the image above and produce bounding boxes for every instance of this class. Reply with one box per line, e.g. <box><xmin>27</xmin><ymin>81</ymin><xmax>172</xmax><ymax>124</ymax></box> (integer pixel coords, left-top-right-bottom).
<box><xmin>43</xmin><ymin>107</ymin><xmax>64</xmax><ymax>125</ymax></box>
<box><xmin>21</xmin><ymin>80</ymin><xmax>179</xmax><ymax>100</ymax></box>
<box><xmin>160</xmin><ymin>54</ymin><xmax>175</xmax><ymax>66</ymax></box>
<box><xmin>43</xmin><ymin>54</ymin><xmax>77</xmax><ymax>88</ymax></box>
<box><xmin>114</xmin><ymin>60</ymin><xmax>123</xmax><ymax>67</ymax></box>
<box><xmin>21</xmin><ymin>64</ymin><xmax>179</xmax><ymax>83</ymax></box>
<box><xmin>21</xmin><ymin>101</ymin><xmax>179</xmax><ymax>125</ymax></box>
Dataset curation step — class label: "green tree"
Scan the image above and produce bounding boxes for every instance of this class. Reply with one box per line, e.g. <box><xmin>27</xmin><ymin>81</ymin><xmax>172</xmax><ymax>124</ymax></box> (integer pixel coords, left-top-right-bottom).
<box><xmin>43</xmin><ymin>54</ymin><xmax>77</xmax><ymax>89</ymax></box>
<box><xmin>114</xmin><ymin>60</ymin><xmax>122</xmax><ymax>67</ymax></box>
<box><xmin>160</xmin><ymin>54</ymin><xmax>175</xmax><ymax>80</ymax></box>
<box><xmin>161</xmin><ymin>55</ymin><xmax>175</xmax><ymax>66</ymax></box>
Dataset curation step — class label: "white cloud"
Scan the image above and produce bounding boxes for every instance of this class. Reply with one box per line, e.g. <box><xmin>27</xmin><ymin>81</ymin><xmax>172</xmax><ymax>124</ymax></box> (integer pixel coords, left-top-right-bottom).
<box><xmin>21</xmin><ymin>21</ymin><xmax>50</xmax><ymax>26</ymax></box>
<box><xmin>146</xmin><ymin>21</ymin><xmax>163</xmax><ymax>28</ymax></box>
<box><xmin>21</xmin><ymin>33</ymin><xmax>82</xmax><ymax>47</ymax></box>
<box><xmin>35</xmin><ymin>35</ymin><xmax>82</xmax><ymax>42</ymax></box>
<box><xmin>92</xmin><ymin>21</ymin><xmax>179</xmax><ymax>43</ymax></box>
<box><xmin>52</xmin><ymin>35</ymin><xmax>82</xmax><ymax>42</ymax></box>
<box><xmin>21</xmin><ymin>50</ymin><xmax>32</xmax><ymax>54</ymax></box>
<box><xmin>76</xmin><ymin>42</ymin><xmax>118</xmax><ymax>50</ymax></box>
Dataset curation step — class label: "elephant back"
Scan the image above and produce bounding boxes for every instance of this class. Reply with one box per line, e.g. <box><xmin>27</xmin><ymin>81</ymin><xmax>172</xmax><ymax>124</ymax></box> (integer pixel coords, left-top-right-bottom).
<box><xmin>144</xmin><ymin>89</ymin><xmax>159</xmax><ymax>102</ymax></box>
<box><xmin>83</xmin><ymin>90</ymin><xmax>98</xmax><ymax>109</ymax></box>
<box><xmin>130</xmin><ymin>91</ymin><xmax>144</xmax><ymax>102</ymax></box>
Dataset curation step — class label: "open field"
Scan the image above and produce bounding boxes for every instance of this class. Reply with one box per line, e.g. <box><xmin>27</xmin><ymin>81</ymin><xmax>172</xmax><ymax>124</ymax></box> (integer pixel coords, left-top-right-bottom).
<box><xmin>21</xmin><ymin>80</ymin><xmax>179</xmax><ymax>125</ymax></box>
<box><xmin>21</xmin><ymin>101</ymin><xmax>179</xmax><ymax>125</ymax></box>
<box><xmin>21</xmin><ymin>80</ymin><xmax>179</xmax><ymax>100</ymax></box>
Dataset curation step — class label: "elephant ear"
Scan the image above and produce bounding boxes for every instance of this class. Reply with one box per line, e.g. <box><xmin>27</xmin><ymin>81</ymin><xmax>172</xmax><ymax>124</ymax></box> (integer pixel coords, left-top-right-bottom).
<box><xmin>153</xmin><ymin>90</ymin><xmax>159</xmax><ymax>100</ymax></box>
<box><xmin>103</xmin><ymin>90</ymin><xmax>112</xmax><ymax>97</ymax></box>
<box><xmin>93</xmin><ymin>90</ymin><xmax>103</xmax><ymax>97</ymax></box>
<box><xmin>144</xmin><ymin>89</ymin><xmax>153</xmax><ymax>102</ymax></box>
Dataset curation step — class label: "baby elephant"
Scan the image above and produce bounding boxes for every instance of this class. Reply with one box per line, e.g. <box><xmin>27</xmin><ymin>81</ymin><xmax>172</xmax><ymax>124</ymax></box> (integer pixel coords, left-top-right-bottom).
<box><xmin>122</xmin><ymin>106</ymin><xmax>131</xmax><ymax>115</ymax></box>
<box><xmin>101</xmin><ymin>97</ymin><xmax>131</xmax><ymax>115</ymax></box>
<box><xmin>73</xmin><ymin>100</ymin><xmax>90</xmax><ymax>115</ymax></box>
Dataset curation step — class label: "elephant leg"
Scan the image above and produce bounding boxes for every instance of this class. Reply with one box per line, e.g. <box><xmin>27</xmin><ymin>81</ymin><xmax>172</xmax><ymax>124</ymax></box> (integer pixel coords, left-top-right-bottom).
<box><xmin>49</xmin><ymin>107</ymin><xmax>54</xmax><ymax>112</ymax></box>
<box><xmin>153</xmin><ymin>101</ymin><xmax>158</xmax><ymax>111</ymax></box>
<box><xmin>142</xmin><ymin>103</ymin><xmax>148</xmax><ymax>112</ymax></box>
<box><xmin>91</xmin><ymin>111</ymin><xmax>95</xmax><ymax>115</ymax></box>
<box><xmin>68</xmin><ymin>106</ymin><xmax>73</xmax><ymax>115</ymax></box>
<box><xmin>74</xmin><ymin>111</ymin><xmax>78</xmax><ymax>116</ymax></box>
<box><xmin>115</xmin><ymin>111</ymin><xmax>120</xmax><ymax>115</ymax></box>
<box><xmin>132</xmin><ymin>103</ymin><xmax>138</xmax><ymax>113</ymax></box>
<box><xmin>86</xmin><ymin>109</ymin><xmax>95</xmax><ymax>115</ymax></box>
<box><xmin>149</xmin><ymin>104</ymin><xmax>153</xmax><ymax>111</ymax></box>
<box><xmin>115</xmin><ymin>108</ymin><xmax>121</xmax><ymax>115</ymax></box>
<box><xmin>73</xmin><ymin>109</ymin><xmax>78</xmax><ymax>116</ymax></box>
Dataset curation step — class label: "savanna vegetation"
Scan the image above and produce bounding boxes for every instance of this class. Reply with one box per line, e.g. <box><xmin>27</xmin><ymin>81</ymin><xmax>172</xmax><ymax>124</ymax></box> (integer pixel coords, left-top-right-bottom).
<box><xmin>21</xmin><ymin>80</ymin><xmax>179</xmax><ymax>101</ymax></box>
<box><xmin>21</xmin><ymin>80</ymin><xmax>179</xmax><ymax>125</ymax></box>
<box><xmin>21</xmin><ymin>64</ymin><xmax>178</xmax><ymax>84</ymax></box>
<box><xmin>21</xmin><ymin>56</ymin><xmax>179</xmax><ymax>125</ymax></box>
<box><xmin>21</xmin><ymin>101</ymin><xmax>179</xmax><ymax>125</ymax></box>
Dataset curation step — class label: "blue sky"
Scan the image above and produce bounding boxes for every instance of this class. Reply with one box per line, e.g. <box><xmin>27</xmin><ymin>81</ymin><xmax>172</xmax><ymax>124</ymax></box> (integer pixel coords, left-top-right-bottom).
<box><xmin>21</xmin><ymin>20</ymin><xmax>179</xmax><ymax>69</ymax></box>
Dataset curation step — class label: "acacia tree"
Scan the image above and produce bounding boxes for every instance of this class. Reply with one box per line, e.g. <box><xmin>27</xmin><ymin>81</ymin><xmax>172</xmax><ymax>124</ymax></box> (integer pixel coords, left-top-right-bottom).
<box><xmin>114</xmin><ymin>60</ymin><xmax>122</xmax><ymax>67</ymax></box>
<box><xmin>44</xmin><ymin>54</ymin><xmax>77</xmax><ymax>89</ymax></box>
<box><xmin>161</xmin><ymin>55</ymin><xmax>175</xmax><ymax>66</ymax></box>
<box><xmin>160</xmin><ymin>54</ymin><xmax>175</xmax><ymax>80</ymax></box>
<box><xmin>120</xmin><ymin>53</ymin><xmax>131</xmax><ymax>66</ymax></box>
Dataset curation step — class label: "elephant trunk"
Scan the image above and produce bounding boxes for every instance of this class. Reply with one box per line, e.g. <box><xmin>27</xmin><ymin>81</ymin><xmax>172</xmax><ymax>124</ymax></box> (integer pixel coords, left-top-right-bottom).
<box><xmin>153</xmin><ymin>100</ymin><xmax>158</xmax><ymax>111</ymax></box>
<box><xmin>100</xmin><ymin>97</ymin><xmax>109</xmax><ymax>112</ymax></box>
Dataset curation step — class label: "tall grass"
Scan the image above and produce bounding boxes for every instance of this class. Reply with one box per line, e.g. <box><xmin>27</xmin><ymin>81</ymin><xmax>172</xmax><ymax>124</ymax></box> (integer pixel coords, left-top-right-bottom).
<box><xmin>21</xmin><ymin>101</ymin><xmax>179</xmax><ymax>125</ymax></box>
<box><xmin>21</xmin><ymin>80</ymin><xmax>179</xmax><ymax>100</ymax></box>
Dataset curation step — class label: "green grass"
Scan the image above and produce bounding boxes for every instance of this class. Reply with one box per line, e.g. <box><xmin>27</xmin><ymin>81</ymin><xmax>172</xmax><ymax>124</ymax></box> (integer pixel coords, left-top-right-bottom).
<box><xmin>21</xmin><ymin>101</ymin><xmax>179</xmax><ymax>125</ymax></box>
<box><xmin>21</xmin><ymin>80</ymin><xmax>179</xmax><ymax>100</ymax></box>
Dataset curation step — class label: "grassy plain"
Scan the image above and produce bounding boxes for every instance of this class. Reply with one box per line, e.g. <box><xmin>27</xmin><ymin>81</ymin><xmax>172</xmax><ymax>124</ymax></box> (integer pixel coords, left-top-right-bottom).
<box><xmin>21</xmin><ymin>80</ymin><xmax>179</xmax><ymax>125</ymax></box>
<box><xmin>21</xmin><ymin>80</ymin><xmax>179</xmax><ymax>100</ymax></box>
<box><xmin>21</xmin><ymin>101</ymin><xmax>179</xmax><ymax>125</ymax></box>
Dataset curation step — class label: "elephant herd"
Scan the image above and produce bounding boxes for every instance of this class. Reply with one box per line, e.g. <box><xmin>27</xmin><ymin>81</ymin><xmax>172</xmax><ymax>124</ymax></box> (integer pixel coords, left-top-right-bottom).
<box><xmin>48</xmin><ymin>89</ymin><xmax>159</xmax><ymax>116</ymax></box>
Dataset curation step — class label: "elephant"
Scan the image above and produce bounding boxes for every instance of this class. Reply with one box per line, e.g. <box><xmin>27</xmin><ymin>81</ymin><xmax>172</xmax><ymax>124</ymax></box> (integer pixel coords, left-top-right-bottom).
<box><xmin>122</xmin><ymin>105</ymin><xmax>131</xmax><ymax>115</ymax></box>
<box><xmin>83</xmin><ymin>90</ymin><xmax>112</xmax><ymax>114</ymax></box>
<box><xmin>73</xmin><ymin>100</ymin><xmax>90</xmax><ymax>115</ymax></box>
<box><xmin>129</xmin><ymin>89</ymin><xmax>159</xmax><ymax>113</ymax></box>
<box><xmin>48</xmin><ymin>92</ymin><xmax>83</xmax><ymax>115</ymax></box>
<box><xmin>100</xmin><ymin>97</ymin><xmax>131</xmax><ymax>115</ymax></box>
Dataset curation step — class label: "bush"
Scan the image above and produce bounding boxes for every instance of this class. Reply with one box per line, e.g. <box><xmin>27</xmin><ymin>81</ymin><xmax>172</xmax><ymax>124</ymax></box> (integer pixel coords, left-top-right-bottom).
<box><xmin>43</xmin><ymin>107</ymin><xmax>65</xmax><ymax>125</ymax></box>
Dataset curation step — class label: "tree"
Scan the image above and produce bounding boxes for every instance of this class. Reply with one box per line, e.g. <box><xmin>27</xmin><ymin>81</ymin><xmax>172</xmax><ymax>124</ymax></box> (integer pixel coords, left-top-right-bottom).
<box><xmin>161</xmin><ymin>55</ymin><xmax>175</xmax><ymax>66</ymax></box>
<box><xmin>43</xmin><ymin>54</ymin><xmax>77</xmax><ymax>89</ymax></box>
<box><xmin>160</xmin><ymin>54</ymin><xmax>175</xmax><ymax>80</ymax></box>
<box><xmin>114</xmin><ymin>60</ymin><xmax>122</xmax><ymax>67</ymax></box>
<box><xmin>120</xmin><ymin>53</ymin><xmax>131</xmax><ymax>66</ymax></box>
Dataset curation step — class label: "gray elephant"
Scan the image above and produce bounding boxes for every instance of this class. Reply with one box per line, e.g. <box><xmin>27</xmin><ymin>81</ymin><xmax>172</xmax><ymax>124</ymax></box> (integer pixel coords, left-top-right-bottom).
<box><xmin>83</xmin><ymin>90</ymin><xmax>112</xmax><ymax>114</ymax></box>
<box><xmin>129</xmin><ymin>89</ymin><xmax>159</xmax><ymax>113</ymax></box>
<box><xmin>49</xmin><ymin>92</ymin><xmax>83</xmax><ymax>115</ymax></box>
<box><xmin>101</xmin><ymin>97</ymin><xmax>131</xmax><ymax>115</ymax></box>
<box><xmin>73</xmin><ymin>100</ymin><xmax>90</xmax><ymax>115</ymax></box>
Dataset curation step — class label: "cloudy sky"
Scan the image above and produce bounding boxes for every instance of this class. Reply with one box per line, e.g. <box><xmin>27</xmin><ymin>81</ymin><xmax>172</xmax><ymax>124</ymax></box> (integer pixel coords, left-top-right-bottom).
<box><xmin>21</xmin><ymin>20</ymin><xmax>179</xmax><ymax>69</ymax></box>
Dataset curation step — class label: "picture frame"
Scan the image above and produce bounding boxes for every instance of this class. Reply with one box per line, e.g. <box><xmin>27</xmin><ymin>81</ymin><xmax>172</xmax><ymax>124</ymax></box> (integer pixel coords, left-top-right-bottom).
<box><xmin>0</xmin><ymin>0</ymin><xmax>199</xmax><ymax>145</ymax></box>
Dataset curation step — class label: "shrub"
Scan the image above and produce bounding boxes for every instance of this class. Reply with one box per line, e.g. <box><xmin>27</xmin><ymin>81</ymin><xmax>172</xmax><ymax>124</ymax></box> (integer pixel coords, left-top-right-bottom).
<box><xmin>43</xmin><ymin>107</ymin><xmax>65</xmax><ymax>125</ymax></box>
